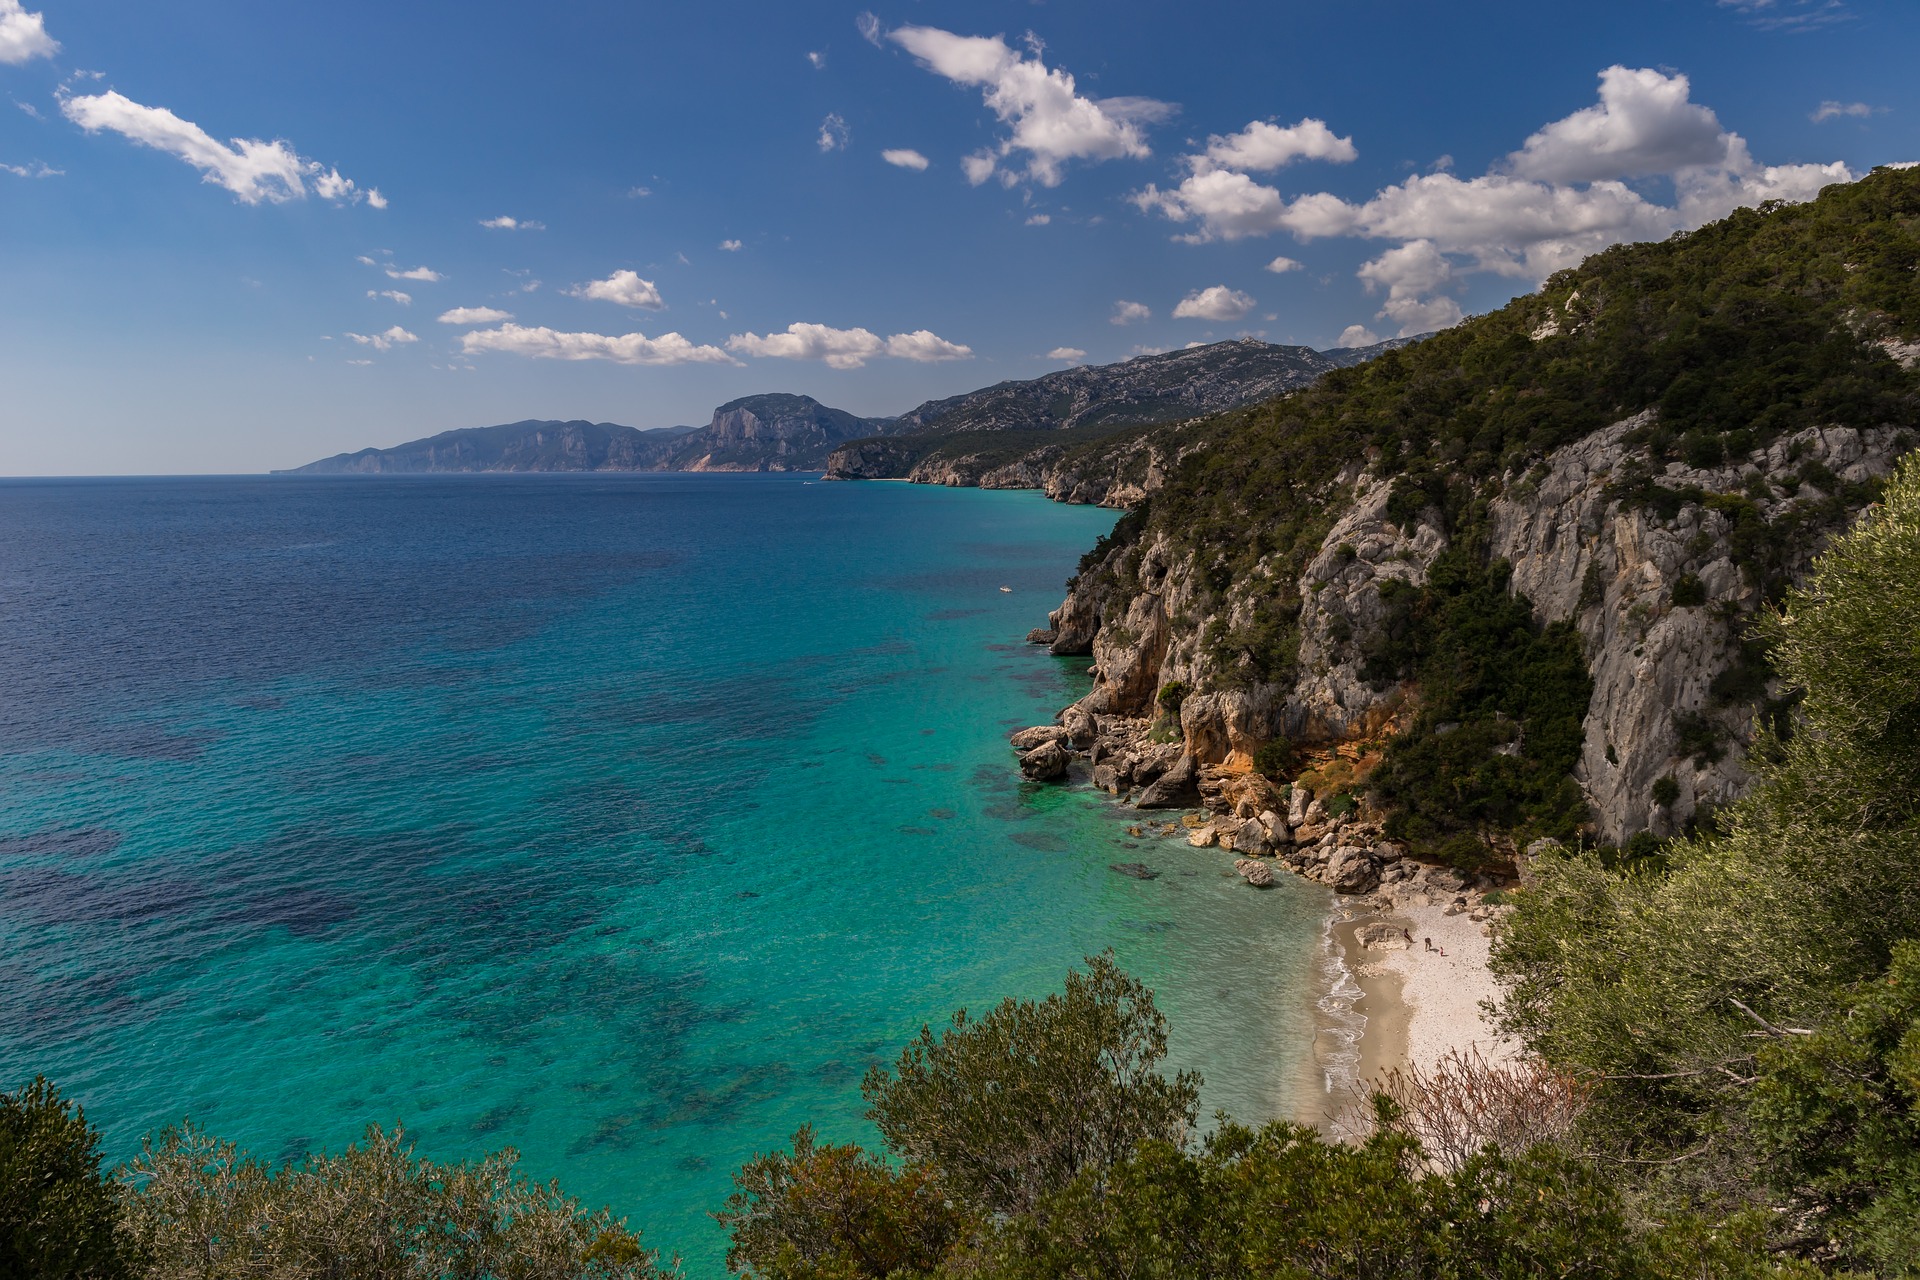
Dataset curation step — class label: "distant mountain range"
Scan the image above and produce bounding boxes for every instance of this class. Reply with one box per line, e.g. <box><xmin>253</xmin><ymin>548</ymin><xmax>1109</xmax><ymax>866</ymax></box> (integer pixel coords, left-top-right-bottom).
<box><xmin>278</xmin><ymin>337</ymin><xmax>1420</xmax><ymax>477</ymax></box>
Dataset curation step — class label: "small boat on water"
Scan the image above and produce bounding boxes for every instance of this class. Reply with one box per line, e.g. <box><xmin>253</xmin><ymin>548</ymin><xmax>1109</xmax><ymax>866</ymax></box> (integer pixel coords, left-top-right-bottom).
<box><xmin>999</xmin><ymin>586</ymin><xmax>1012</xmax><ymax>592</ymax></box>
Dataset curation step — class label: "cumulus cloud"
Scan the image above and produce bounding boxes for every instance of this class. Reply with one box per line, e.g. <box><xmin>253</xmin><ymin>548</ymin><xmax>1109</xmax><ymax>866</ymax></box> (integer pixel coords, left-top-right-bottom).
<box><xmin>385</xmin><ymin>265</ymin><xmax>441</xmax><ymax>282</ymax></box>
<box><xmin>438</xmin><ymin>306</ymin><xmax>512</xmax><ymax>325</ymax></box>
<box><xmin>807</xmin><ymin>50</ymin><xmax>826</xmax><ymax>69</ymax></box>
<box><xmin>367</xmin><ymin>289</ymin><xmax>411</xmax><ymax>305</ymax></box>
<box><xmin>1507</xmin><ymin>66</ymin><xmax>1728</xmax><ymax>184</ymax></box>
<box><xmin>1812</xmin><ymin>100</ymin><xmax>1878</xmax><ymax>123</ymax></box>
<box><xmin>2</xmin><ymin>159</ymin><xmax>60</xmax><ymax>177</ymax></box>
<box><xmin>725</xmin><ymin>322</ymin><xmax>973</xmax><ymax>369</ymax></box>
<box><xmin>818</xmin><ymin>113</ymin><xmax>849</xmax><ymax>152</ymax></box>
<box><xmin>882</xmin><ymin>147</ymin><xmax>930</xmax><ymax>170</ymax></box>
<box><xmin>1172</xmin><ymin>285</ymin><xmax>1255</xmax><ymax>321</ymax></box>
<box><xmin>1199</xmin><ymin>118</ymin><xmax>1355</xmax><ymax>172</ymax></box>
<box><xmin>1025</xmin><ymin>213</ymin><xmax>1050</xmax><ymax>225</ymax></box>
<box><xmin>62</xmin><ymin>91</ymin><xmax>383</xmax><ymax>206</ymax></box>
<box><xmin>480</xmin><ymin>215</ymin><xmax>544</xmax><ymax>230</ymax></box>
<box><xmin>1336</xmin><ymin>324</ymin><xmax>1381</xmax><ymax>348</ymax></box>
<box><xmin>1047</xmin><ymin>346</ymin><xmax>1087</xmax><ymax>362</ymax></box>
<box><xmin>1134</xmin><ymin>66</ymin><xmax>1853</xmax><ymax>337</ymax></box>
<box><xmin>719</xmin><ymin>238</ymin><xmax>742</xmax><ymax>251</ymax></box>
<box><xmin>1110</xmin><ymin>299</ymin><xmax>1150</xmax><ymax>325</ymax></box>
<box><xmin>462</xmin><ymin>323</ymin><xmax>734</xmax><ymax>366</ymax></box>
<box><xmin>1265</xmin><ymin>255</ymin><xmax>1302</xmax><ymax>273</ymax></box>
<box><xmin>567</xmin><ymin>269</ymin><xmax>665</xmax><ymax>309</ymax></box>
<box><xmin>0</xmin><ymin>0</ymin><xmax>57</xmax><ymax>65</ymax></box>
<box><xmin>888</xmin><ymin>24</ymin><xmax>1173</xmax><ymax>187</ymax></box>
<box><xmin>344</xmin><ymin>325</ymin><xmax>418</xmax><ymax>352</ymax></box>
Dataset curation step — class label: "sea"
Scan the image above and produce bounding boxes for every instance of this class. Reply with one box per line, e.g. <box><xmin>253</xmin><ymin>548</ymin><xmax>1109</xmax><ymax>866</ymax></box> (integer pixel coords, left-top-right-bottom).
<box><xmin>0</xmin><ymin>472</ymin><xmax>1334</xmax><ymax>1272</ymax></box>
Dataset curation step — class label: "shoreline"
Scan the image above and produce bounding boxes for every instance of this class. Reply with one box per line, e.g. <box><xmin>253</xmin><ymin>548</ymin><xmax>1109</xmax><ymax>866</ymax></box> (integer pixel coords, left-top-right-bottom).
<box><xmin>1296</xmin><ymin>894</ymin><xmax>1516</xmax><ymax>1129</ymax></box>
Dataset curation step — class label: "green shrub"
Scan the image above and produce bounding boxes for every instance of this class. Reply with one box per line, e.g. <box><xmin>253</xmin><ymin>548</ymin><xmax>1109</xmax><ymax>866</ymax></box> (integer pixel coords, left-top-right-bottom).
<box><xmin>1251</xmin><ymin>738</ymin><xmax>1293</xmax><ymax>779</ymax></box>
<box><xmin>1651</xmin><ymin>774</ymin><xmax>1681</xmax><ymax>809</ymax></box>
<box><xmin>1670</xmin><ymin>573</ymin><xmax>1708</xmax><ymax>607</ymax></box>
<box><xmin>1154</xmin><ymin>680</ymin><xmax>1189</xmax><ymax>712</ymax></box>
<box><xmin>0</xmin><ymin>1077</ymin><xmax>135</xmax><ymax>1280</ymax></box>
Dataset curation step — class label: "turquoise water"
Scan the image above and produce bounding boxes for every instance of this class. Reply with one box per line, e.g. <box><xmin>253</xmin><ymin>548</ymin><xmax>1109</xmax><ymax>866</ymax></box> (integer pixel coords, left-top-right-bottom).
<box><xmin>0</xmin><ymin>473</ymin><xmax>1327</xmax><ymax>1272</ymax></box>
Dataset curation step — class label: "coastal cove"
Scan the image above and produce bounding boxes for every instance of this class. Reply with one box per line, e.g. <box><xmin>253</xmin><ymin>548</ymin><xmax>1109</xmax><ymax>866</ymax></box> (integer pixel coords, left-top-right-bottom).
<box><xmin>0</xmin><ymin>472</ymin><xmax>1334</xmax><ymax>1273</ymax></box>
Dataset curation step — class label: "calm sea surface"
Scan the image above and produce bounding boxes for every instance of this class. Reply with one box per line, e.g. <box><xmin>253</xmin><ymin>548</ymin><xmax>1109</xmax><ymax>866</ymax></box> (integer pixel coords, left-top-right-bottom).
<box><xmin>0</xmin><ymin>473</ymin><xmax>1328</xmax><ymax>1272</ymax></box>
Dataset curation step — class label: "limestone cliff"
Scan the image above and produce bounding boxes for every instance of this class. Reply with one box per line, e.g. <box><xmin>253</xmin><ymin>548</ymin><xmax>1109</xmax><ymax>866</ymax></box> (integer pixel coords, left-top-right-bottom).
<box><xmin>1023</xmin><ymin>167</ymin><xmax>1920</xmax><ymax>858</ymax></box>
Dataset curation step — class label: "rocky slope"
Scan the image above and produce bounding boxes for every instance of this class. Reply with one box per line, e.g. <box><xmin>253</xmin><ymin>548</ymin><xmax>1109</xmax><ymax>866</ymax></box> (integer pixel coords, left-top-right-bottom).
<box><xmin>281</xmin><ymin>420</ymin><xmax>698</xmax><ymax>473</ymax></box>
<box><xmin>1010</xmin><ymin>167</ymin><xmax>1920</xmax><ymax>882</ymax></box>
<box><xmin>658</xmin><ymin>393</ymin><xmax>889</xmax><ymax>472</ymax></box>
<box><xmin>823</xmin><ymin>338</ymin><xmax>1418</xmax><ymax>501</ymax></box>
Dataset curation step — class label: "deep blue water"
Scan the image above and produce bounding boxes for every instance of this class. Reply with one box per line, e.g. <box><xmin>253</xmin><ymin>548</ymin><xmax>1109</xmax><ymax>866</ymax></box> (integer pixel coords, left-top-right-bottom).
<box><xmin>0</xmin><ymin>473</ymin><xmax>1327</xmax><ymax>1272</ymax></box>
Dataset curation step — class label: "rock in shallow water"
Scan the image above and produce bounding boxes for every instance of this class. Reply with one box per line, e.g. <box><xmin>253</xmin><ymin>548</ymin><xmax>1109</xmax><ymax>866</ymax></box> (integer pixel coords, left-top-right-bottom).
<box><xmin>1018</xmin><ymin>739</ymin><xmax>1070</xmax><ymax>781</ymax></box>
<box><xmin>1010</xmin><ymin>725</ymin><xmax>1068</xmax><ymax>751</ymax></box>
<box><xmin>1244</xmin><ymin>862</ymin><xmax>1275</xmax><ymax>888</ymax></box>
<box><xmin>1110</xmin><ymin>862</ymin><xmax>1159</xmax><ymax>880</ymax></box>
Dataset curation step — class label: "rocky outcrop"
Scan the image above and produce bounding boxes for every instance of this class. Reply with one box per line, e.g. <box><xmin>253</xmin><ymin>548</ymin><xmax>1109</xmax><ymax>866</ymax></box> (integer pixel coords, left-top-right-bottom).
<box><xmin>666</xmin><ymin>394</ymin><xmax>890</xmax><ymax>472</ymax></box>
<box><xmin>1037</xmin><ymin>418</ymin><xmax>1909</xmax><ymax>845</ymax></box>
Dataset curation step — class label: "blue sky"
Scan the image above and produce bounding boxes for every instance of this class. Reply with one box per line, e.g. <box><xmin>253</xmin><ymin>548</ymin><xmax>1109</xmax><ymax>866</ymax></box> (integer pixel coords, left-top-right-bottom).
<box><xmin>1</xmin><ymin>0</ymin><xmax>1915</xmax><ymax>474</ymax></box>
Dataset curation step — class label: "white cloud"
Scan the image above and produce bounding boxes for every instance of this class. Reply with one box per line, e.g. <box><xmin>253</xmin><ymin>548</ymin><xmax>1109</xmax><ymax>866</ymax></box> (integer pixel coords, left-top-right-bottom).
<box><xmin>719</xmin><ymin>238</ymin><xmax>742</xmax><ymax>251</ymax></box>
<box><xmin>346</xmin><ymin>358</ymin><xmax>373</xmax><ymax>366</ymax></box>
<box><xmin>385</xmin><ymin>264</ymin><xmax>441</xmax><ymax>282</ymax></box>
<box><xmin>818</xmin><ymin>113</ymin><xmax>849</xmax><ymax>152</ymax></box>
<box><xmin>856</xmin><ymin>12</ymin><xmax>882</xmax><ymax>45</ymax></box>
<box><xmin>0</xmin><ymin>0</ymin><xmax>56</xmax><ymax>65</ymax></box>
<box><xmin>1132</xmin><ymin>65</ymin><xmax>1853</xmax><ymax>338</ymax></box>
<box><xmin>627</xmin><ymin>185</ymin><xmax>652</xmax><ymax>198</ymax></box>
<box><xmin>461</xmin><ymin>323</ymin><xmax>735</xmax><ymax>366</ymax></box>
<box><xmin>1507</xmin><ymin>66</ymin><xmax>1728</xmax><ymax>185</ymax></box>
<box><xmin>1110</xmin><ymin>299</ymin><xmax>1150</xmax><ymax>325</ymax></box>
<box><xmin>15</xmin><ymin>98</ymin><xmax>43</xmax><ymax>119</ymax></box>
<box><xmin>1811</xmin><ymin>100</ymin><xmax>1878</xmax><ymax>123</ymax></box>
<box><xmin>2</xmin><ymin>159</ymin><xmax>60</xmax><ymax>177</ymax></box>
<box><xmin>1047</xmin><ymin>346</ymin><xmax>1087</xmax><ymax>362</ymax></box>
<box><xmin>1265</xmin><ymin>255</ymin><xmax>1302</xmax><ymax>273</ymax></box>
<box><xmin>725</xmin><ymin>322</ymin><xmax>973</xmax><ymax>369</ymax></box>
<box><xmin>567</xmin><ymin>269</ymin><xmax>665</xmax><ymax>309</ymax></box>
<box><xmin>1025</xmin><ymin>213</ymin><xmax>1050</xmax><ymax>225</ymax></box>
<box><xmin>438</xmin><ymin>306</ymin><xmax>513</xmax><ymax>325</ymax></box>
<box><xmin>1199</xmin><ymin>118</ymin><xmax>1355</xmax><ymax>172</ymax></box>
<box><xmin>807</xmin><ymin>51</ymin><xmax>826</xmax><ymax>69</ymax></box>
<box><xmin>1336</xmin><ymin>325</ymin><xmax>1381</xmax><ymax>348</ymax></box>
<box><xmin>480</xmin><ymin>215</ymin><xmax>544</xmax><ymax>230</ymax></box>
<box><xmin>343</xmin><ymin>325</ymin><xmax>419</xmax><ymax>352</ymax></box>
<box><xmin>367</xmin><ymin>289</ymin><xmax>411</xmax><ymax>305</ymax></box>
<box><xmin>888</xmin><ymin>24</ymin><xmax>1173</xmax><ymax>187</ymax></box>
<box><xmin>1172</xmin><ymin>285</ymin><xmax>1255</xmax><ymax>321</ymax></box>
<box><xmin>62</xmin><ymin>91</ymin><xmax>383</xmax><ymax>207</ymax></box>
<box><xmin>882</xmin><ymin>147</ymin><xmax>930</xmax><ymax>170</ymax></box>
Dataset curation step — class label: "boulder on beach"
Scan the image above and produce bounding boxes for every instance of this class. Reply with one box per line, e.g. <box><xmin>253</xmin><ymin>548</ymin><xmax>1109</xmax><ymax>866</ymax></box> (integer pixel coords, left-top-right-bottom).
<box><xmin>1062</xmin><ymin>705</ymin><xmax>1099</xmax><ymax>748</ymax></box>
<box><xmin>1244</xmin><ymin>862</ymin><xmax>1275</xmax><ymax>888</ymax></box>
<box><xmin>1135</xmin><ymin>754</ymin><xmax>1200</xmax><ymax>808</ymax></box>
<box><xmin>1019</xmin><ymin>740</ymin><xmax>1070</xmax><ymax>781</ymax></box>
<box><xmin>1356</xmin><ymin>921</ymin><xmax>1411</xmax><ymax>950</ymax></box>
<box><xmin>1326</xmin><ymin>845</ymin><xmax>1381</xmax><ymax>894</ymax></box>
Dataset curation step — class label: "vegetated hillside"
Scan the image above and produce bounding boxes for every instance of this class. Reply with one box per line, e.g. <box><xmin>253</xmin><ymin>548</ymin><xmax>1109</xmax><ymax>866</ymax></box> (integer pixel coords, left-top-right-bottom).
<box><xmin>1041</xmin><ymin>166</ymin><xmax>1920</xmax><ymax>860</ymax></box>
<box><xmin>280</xmin><ymin>420</ymin><xmax>699</xmax><ymax>474</ymax></box>
<box><xmin>823</xmin><ymin>337</ymin><xmax>1419</xmax><ymax>494</ymax></box>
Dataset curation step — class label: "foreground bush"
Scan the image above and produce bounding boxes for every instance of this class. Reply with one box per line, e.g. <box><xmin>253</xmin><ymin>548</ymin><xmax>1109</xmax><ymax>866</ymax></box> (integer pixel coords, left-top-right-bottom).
<box><xmin>1</xmin><ymin>1077</ymin><xmax>135</xmax><ymax>1280</ymax></box>
<box><xmin>122</xmin><ymin>1121</ymin><xmax>672</xmax><ymax>1280</ymax></box>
